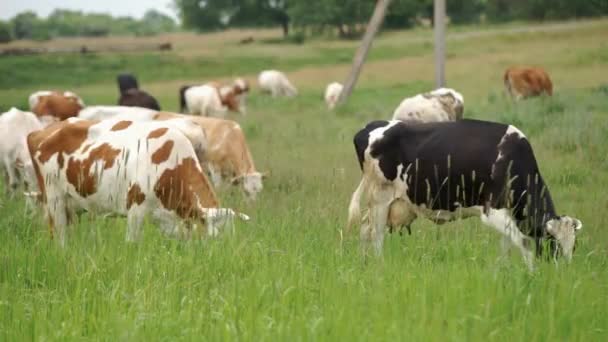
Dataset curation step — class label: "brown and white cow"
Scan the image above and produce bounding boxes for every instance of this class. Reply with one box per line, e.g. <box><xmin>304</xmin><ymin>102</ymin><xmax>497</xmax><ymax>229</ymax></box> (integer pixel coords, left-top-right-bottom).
<box><xmin>75</xmin><ymin>108</ymin><xmax>265</xmax><ymax>200</ymax></box>
<box><xmin>179</xmin><ymin>78</ymin><xmax>248</xmax><ymax>116</ymax></box>
<box><xmin>504</xmin><ymin>66</ymin><xmax>553</xmax><ymax>100</ymax></box>
<box><xmin>29</xmin><ymin>90</ymin><xmax>85</xmax><ymax>121</ymax></box>
<box><xmin>154</xmin><ymin>113</ymin><xmax>265</xmax><ymax>200</ymax></box>
<box><xmin>27</xmin><ymin>118</ymin><xmax>249</xmax><ymax>247</ymax></box>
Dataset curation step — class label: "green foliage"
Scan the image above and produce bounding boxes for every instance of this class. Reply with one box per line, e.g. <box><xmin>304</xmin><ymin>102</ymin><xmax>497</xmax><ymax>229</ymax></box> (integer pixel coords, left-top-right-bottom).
<box><xmin>0</xmin><ymin>21</ymin><xmax>12</xmax><ymax>43</ymax></box>
<box><xmin>6</xmin><ymin>9</ymin><xmax>176</xmax><ymax>41</ymax></box>
<box><xmin>447</xmin><ymin>0</ymin><xmax>485</xmax><ymax>24</ymax></box>
<box><xmin>175</xmin><ymin>0</ymin><xmax>290</xmax><ymax>35</ymax></box>
<box><xmin>485</xmin><ymin>0</ymin><xmax>608</xmax><ymax>22</ymax></box>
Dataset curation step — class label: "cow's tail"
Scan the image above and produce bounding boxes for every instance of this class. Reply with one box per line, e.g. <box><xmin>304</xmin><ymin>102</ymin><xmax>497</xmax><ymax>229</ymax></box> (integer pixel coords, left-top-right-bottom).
<box><xmin>179</xmin><ymin>85</ymin><xmax>190</xmax><ymax>113</ymax></box>
<box><xmin>346</xmin><ymin>177</ymin><xmax>366</xmax><ymax>234</ymax></box>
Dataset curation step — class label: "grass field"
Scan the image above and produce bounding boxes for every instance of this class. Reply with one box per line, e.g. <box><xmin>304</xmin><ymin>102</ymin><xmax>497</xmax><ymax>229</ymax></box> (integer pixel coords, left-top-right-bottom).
<box><xmin>1</xmin><ymin>19</ymin><xmax>607</xmax><ymax>340</ymax></box>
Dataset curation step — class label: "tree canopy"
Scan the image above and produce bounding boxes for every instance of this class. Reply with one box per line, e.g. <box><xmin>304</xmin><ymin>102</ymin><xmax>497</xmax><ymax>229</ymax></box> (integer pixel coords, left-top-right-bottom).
<box><xmin>1</xmin><ymin>9</ymin><xmax>177</xmax><ymax>42</ymax></box>
<box><xmin>174</xmin><ymin>0</ymin><xmax>608</xmax><ymax>39</ymax></box>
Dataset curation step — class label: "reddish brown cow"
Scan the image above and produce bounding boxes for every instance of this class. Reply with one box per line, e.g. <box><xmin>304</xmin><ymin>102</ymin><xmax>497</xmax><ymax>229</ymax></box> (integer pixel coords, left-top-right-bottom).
<box><xmin>504</xmin><ymin>66</ymin><xmax>553</xmax><ymax>100</ymax></box>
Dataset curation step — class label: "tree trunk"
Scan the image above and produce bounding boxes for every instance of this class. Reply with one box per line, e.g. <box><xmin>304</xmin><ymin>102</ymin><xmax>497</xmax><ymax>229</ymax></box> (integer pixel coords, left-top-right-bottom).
<box><xmin>281</xmin><ymin>19</ymin><xmax>289</xmax><ymax>37</ymax></box>
<box><xmin>337</xmin><ymin>0</ymin><xmax>393</xmax><ymax>106</ymax></box>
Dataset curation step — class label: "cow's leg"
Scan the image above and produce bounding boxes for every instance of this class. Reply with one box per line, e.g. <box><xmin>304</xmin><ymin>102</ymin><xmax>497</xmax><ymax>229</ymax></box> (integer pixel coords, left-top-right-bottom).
<box><xmin>47</xmin><ymin>196</ymin><xmax>69</xmax><ymax>247</ymax></box>
<box><xmin>3</xmin><ymin>159</ymin><xmax>18</xmax><ymax>195</ymax></box>
<box><xmin>481</xmin><ymin>208</ymin><xmax>534</xmax><ymax>271</ymax></box>
<box><xmin>126</xmin><ymin>205</ymin><xmax>146</xmax><ymax>242</ymax></box>
<box><xmin>206</xmin><ymin>164</ymin><xmax>223</xmax><ymax>188</ymax></box>
<box><xmin>364</xmin><ymin>185</ymin><xmax>393</xmax><ymax>256</ymax></box>
<box><xmin>152</xmin><ymin>208</ymin><xmax>184</xmax><ymax>238</ymax></box>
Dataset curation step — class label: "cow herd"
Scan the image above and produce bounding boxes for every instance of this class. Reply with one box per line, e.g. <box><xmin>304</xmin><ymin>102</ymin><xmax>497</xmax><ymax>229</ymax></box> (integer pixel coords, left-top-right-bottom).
<box><xmin>0</xmin><ymin>63</ymin><xmax>581</xmax><ymax>270</ymax></box>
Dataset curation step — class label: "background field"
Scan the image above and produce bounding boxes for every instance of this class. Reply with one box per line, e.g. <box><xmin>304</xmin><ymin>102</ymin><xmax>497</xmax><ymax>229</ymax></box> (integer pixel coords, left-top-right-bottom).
<box><xmin>1</xmin><ymin>19</ymin><xmax>607</xmax><ymax>340</ymax></box>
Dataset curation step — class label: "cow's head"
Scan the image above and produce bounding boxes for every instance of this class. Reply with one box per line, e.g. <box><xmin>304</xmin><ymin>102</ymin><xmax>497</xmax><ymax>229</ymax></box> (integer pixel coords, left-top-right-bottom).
<box><xmin>233</xmin><ymin>78</ymin><xmax>250</xmax><ymax>95</ymax></box>
<box><xmin>545</xmin><ymin>216</ymin><xmax>583</xmax><ymax>261</ymax></box>
<box><xmin>202</xmin><ymin>208</ymin><xmax>250</xmax><ymax>236</ymax></box>
<box><xmin>429</xmin><ymin>88</ymin><xmax>464</xmax><ymax>120</ymax></box>
<box><xmin>231</xmin><ymin>172</ymin><xmax>267</xmax><ymax>201</ymax></box>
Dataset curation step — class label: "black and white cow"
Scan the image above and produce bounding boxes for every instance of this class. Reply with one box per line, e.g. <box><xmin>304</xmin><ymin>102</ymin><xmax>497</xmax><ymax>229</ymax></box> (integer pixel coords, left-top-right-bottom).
<box><xmin>347</xmin><ymin>119</ymin><xmax>582</xmax><ymax>269</ymax></box>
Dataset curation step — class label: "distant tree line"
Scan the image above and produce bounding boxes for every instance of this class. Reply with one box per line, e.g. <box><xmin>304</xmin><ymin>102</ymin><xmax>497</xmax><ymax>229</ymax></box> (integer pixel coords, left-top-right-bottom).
<box><xmin>174</xmin><ymin>0</ymin><xmax>608</xmax><ymax>39</ymax></box>
<box><xmin>0</xmin><ymin>9</ymin><xmax>177</xmax><ymax>43</ymax></box>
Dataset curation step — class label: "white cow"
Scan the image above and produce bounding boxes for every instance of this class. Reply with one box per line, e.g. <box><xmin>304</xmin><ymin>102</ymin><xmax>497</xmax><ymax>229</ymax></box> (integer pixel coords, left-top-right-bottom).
<box><xmin>184</xmin><ymin>85</ymin><xmax>230</xmax><ymax>117</ymax></box>
<box><xmin>0</xmin><ymin>108</ymin><xmax>44</xmax><ymax>195</ymax></box>
<box><xmin>324</xmin><ymin>82</ymin><xmax>343</xmax><ymax>109</ymax></box>
<box><xmin>392</xmin><ymin>88</ymin><xmax>464</xmax><ymax>123</ymax></box>
<box><xmin>258</xmin><ymin>70</ymin><xmax>298</xmax><ymax>97</ymax></box>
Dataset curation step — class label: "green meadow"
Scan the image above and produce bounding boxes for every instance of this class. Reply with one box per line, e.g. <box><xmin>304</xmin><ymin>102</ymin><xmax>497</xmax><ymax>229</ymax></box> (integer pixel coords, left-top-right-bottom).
<box><xmin>0</xmin><ymin>19</ymin><xmax>607</xmax><ymax>340</ymax></box>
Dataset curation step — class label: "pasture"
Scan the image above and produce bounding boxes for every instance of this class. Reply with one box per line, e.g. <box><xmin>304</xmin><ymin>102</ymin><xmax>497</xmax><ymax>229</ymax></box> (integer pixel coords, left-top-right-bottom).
<box><xmin>1</xmin><ymin>19</ymin><xmax>607</xmax><ymax>340</ymax></box>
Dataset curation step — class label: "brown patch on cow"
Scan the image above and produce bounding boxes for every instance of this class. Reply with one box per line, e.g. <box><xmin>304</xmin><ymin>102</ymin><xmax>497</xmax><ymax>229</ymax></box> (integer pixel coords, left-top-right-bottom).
<box><xmin>127</xmin><ymin>183</ymin><xmax>146</xmax><ymax>209</ymax></box>
<box><xmin>65</xmin><ymin>143</ymin><xmax>121</xmax><ymax>197</ymax></box>
<box><xmin>111</xmin><ymin>120</ymin><xmax>132</xmax><ymax>131</ymax></box>
<box><xmin>154</xmin><ymin>157</ymin><xmax>218</xmax><ymax>219</ymax></box>
<box><xmin>28</xmin><ymin>120</ymin><xmax>97</xmax><ymax>164</ymax></box>
<box><xmin>147</xmin><ymin>127</ymin><xmax>168</xmax><ymax>139</ymax></box>
<box><xmin>151</xmin><ymin>140</ymin><xmax>174</xmax><ymax>164</ymax></box>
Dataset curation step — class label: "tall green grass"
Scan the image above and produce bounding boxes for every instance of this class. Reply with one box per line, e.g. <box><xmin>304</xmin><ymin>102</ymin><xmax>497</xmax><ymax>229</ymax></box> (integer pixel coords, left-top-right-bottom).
<box><xmin>1</xmin><ymin>21</ymin><xmax>607</xmax><ymax>340</ymax></box>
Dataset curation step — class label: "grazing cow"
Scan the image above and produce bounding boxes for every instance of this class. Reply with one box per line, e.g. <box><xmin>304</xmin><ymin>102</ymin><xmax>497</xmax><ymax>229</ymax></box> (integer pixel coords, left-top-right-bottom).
<box><xmin>0</xmin><ymin>108</ymin><xmax>43</xmax><ymax>195</ymax></box>
<box><xmin>29</xmin><ymin>90</ymin><xmax>85</xmax><ymax>121</ymax></box>
<box><xmin>117</xmin><ymin>73</ymin><xmax>139</xmax><ymax>95</ymax></box>
<box><xmin>347</xmin><ymin>119</ymin><xmax>582</xmax><ymax>269</ymax></box>
<box><xmin>180</xmin><ymin>84</ymin><xmax>239</xmax><ymax>117</ymax></box>
<box><xmin>504</xmin><ymin>66</ymin><xmax>553</xmax><ymax>100</ymax></box>
<box><xmin>392</xmin><ymin>88</ymin><xmax>464</xmax><ymax>123</ymax></box>
<box><xmin>77</xmin><ymin>108</ymin><xmax>265</xmax><ymax>200</ymax></box>
<box><xmin>154</xmin><ymin>113</ymin><xmax>266</xmax><ymax>200</ymax></box>
<box><xmin>27</xmin><ymin>119</ymin><xmax>249</xmax><ymax>246</ymax></box>
<box><xmin>258</xmin><ymin>70</ymin><xmax>297</xmax><ymax>97</ymax></box>
<box><xmin>180</xmin><ymin>79</ymin><xmax>246</xmax><ymax>115</ymax></box>
<box><xmin>119</xmin><ymin>89</ymin><xmax>161</xmax><ymax>111</ymax></box>
<box><xmin>324</xmin><ymin>82</ymin><xmax>344</xmax><ymax>109</ymax></box>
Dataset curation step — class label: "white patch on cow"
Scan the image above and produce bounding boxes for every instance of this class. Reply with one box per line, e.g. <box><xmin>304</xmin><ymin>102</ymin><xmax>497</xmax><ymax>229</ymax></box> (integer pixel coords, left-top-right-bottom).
<box><xmin>78</xmin><ymin>106</ymin><xmax>157</xmax><ymax>121</ymax></box>
<box><xmin>28</xmin><ymin>91</ymin><xmax>53</xmax><ymax>110</ymax></box>
<box><xmin>481</xmin><ymin>208</ymin><xmax>534</xmax><ymax>270</ymax></box>
<box><xmin>430</xmin><ymin>87</ymin><xmax>464</xmax><ymax>104</ymax></box>
<box><xmin>63</xmin><ymin>91</ymin><xmax>85</xmax><ymax>107</ymax></box>
<box><xmin>505</xmin><ymin>125</ymin><xmax>526</xmax><ymax>139</ymax></box>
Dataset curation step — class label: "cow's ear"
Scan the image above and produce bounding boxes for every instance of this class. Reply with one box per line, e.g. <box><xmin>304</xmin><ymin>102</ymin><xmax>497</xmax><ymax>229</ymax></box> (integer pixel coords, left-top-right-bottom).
<box><xmin>572</xmin><ymin>218</ymin><xmax>583</xmax><ymax>232</ymax></box>
<box><xmin>545</xmin><ymin>219</ymin><xmax>557</xmax><ymax>236</ymax></box>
